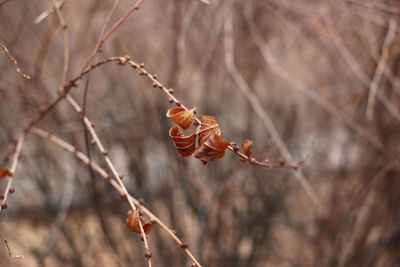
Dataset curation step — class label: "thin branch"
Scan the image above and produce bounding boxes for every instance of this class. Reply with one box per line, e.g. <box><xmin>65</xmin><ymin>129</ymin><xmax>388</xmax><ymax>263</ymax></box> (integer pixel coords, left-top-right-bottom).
<box><xmin>343</xmin><ymin>0</ymin><xmax>400</xmax><ymax>17</ymax></box>
<box><xmin>0</xmin><ymin>41</ymin><xmax>31</xmax><ymax>80</ymax></box>
<box><xmin>366</xmin><ymin>19</ymin><xmax>397</xmax><ymax>122</ymax></box>
<box><xmin>50</xmin><ymin>0</ymin><xmax>69</xmax><ymax>87</ymax></box>
<box><xmin>34</xmin><ymin>0</ymin><xmax>66</xmax><ymax>24</ymax></box>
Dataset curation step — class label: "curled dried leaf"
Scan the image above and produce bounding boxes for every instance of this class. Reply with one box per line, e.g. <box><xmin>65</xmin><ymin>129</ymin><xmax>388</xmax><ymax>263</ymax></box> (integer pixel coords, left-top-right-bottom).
<box><xmin>196</xmin><ymin>116</ymin><xmax>221</xmax><ymax>147</ymax></box>
<box><xmin>242</xmin><ymin>140</ymin><xmax>253</xmax><ymax>157</ymax></box>
<box><xmin>125</xmin><ymin>210</ymin><xmax>153</xmax><ymax>235</ymax></box>
<box><xmin>169</xmin><ymin>126</ymin><xmax>196</xmax><ymax>157</ymax></box>
<box><xmin>166</xmin><ymin>107</ymin><xmax>195</xmax><ymax>130</ymax></box>
<box><xmin>0</xmin><ymin>169</ymin><xmax>10</xmax><ymax>180</ymax></box>
<box><xmin>193</xmin><ymin>133</ymin><xmax>230</xmax><ymax>164</ymax></box>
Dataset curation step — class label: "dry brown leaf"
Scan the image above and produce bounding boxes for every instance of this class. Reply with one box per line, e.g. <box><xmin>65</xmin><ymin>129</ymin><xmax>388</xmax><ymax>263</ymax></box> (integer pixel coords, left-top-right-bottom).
<box><xmin>125</xmin><ymin>210</ymin><xmax>153</xmax><ymax>235</ymax></box>
<box><xmin>196</xmin><ymin>116</ymin><xmax>221</xmax><ymax>147</ymax></box>
<box><xmin>169</xmin><ymin>126</ymin><xmax>196</xmax><ymax>157</ymax></box>
<box><xmin>166</xmin><ymin>107</ymin><xmax>195</xmax><ymax>130</ymax></box>
<box><xmin>242</xmin><ymin>140</ymin><xmax>253</xmax><ymax>157</ymax></box>
<box><xmin>193</xmin><ymin>133</ymin><xmax>230</xmax><ymax>164</ymax></box>
<box><xmin>0</xmin><ymin>169</ymin><xmax>10</xmax><ymax>180</ymax></box>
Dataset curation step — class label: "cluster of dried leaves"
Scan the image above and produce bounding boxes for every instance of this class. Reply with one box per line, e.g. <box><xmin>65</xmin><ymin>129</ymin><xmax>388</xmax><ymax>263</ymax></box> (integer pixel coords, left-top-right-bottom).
<box><xmin>167</xmin><ymin>107</ymin><xmax>254</xmax><ymax>164</ymax></box>
<box><xmin>167</xmin><ymin>107</ymin><xmax>230</xmax><ymax>164</ymax></box>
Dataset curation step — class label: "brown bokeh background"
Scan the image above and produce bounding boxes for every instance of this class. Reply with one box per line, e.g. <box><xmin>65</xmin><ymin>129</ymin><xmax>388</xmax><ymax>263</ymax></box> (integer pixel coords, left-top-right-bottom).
<box><xmin>0</xmin><ymin>0</ymin><xmax>400</xmax><ymax>266</ymax></box>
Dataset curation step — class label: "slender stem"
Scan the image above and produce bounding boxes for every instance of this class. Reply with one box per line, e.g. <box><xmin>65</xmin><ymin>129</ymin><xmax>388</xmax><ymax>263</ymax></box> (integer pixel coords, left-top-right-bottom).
<box><xmin>50</xmin><ymin>0</ymin><xmax>69</xmax><ymax>86</ymax></box>
<box><xmin>0</xmin><ymin>41</ymin><xmax>31</xmax><ymax>80</ymax></box>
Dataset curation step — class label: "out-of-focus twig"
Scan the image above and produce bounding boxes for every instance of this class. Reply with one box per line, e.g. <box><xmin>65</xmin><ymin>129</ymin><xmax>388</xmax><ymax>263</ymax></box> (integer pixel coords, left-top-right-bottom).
<box><xmin>343</xmin><ymin>0</ymin><xmax>400</xmax><ymax>17</ymax></box>
<box><xmin>324</xmin><ymin>16</ymin><xmax>400</xmax><ymax>123</ymax></box>
<box><xmin>65</xmin><ymin>94</ymin><xmax>153</xmax><ymax>267</ymax></box>
<box><xmin>37</xmin><ymin>158</ymin><xmax>75</xmax><ymax>257</ymax></box>
<box><xmin>80</xmin><ymin>0</ymin><xmax>143</xmax><ymax>73</ymax></box>
<box><xmin>366</xmin><ymin>19</ymin><xmax>397</xmax><ymax>122</ymax></box>
<box><xmin>0</xmin><ymin>232</ymin><xmax>23</xmax><ymax>259</ymax></box>
<box><xmin>34</xmin><ymin>0</ymin><xmax>66</xmax><ymax>24</ymax></box>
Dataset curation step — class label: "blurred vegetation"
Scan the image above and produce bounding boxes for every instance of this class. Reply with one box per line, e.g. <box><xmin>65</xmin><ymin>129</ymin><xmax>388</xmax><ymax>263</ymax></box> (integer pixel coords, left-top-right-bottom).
<box><xmin>0</xmin><ymin>0</ymin><xmax>400</xmax><ymax>266</ymax></box>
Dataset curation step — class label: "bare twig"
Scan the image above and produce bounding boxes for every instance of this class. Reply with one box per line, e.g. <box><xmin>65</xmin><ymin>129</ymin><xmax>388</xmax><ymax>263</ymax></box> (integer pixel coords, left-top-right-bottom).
<box><xmin>343</xmin><ymin>0</ymin><xmax>400</xmax><ymax>17</ymax></box>
<box><xmin>366</xmin><ymin>19</ymin><xmax>397</xmax><ymax>122</ymax></box>
<box><xmin>50</xmin><ymin>0</ymin><xmax>69</xmax><ymax>87</ymax></box>
<box><xmin>34</xmin><ymin>0</ymin><xmax>66</xmax><ymax>24</ymax></box>
<box><xmin>0</xmin><ymin>41</ymin><xmax>31</xmax><ymax>80</ymax></box>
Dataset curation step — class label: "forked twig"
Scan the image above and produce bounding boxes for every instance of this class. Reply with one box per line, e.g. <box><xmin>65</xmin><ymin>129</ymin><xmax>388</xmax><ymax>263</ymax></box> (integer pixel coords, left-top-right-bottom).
<box><xmin>0</xmin><ymin>134</ymin><xmax>25</xmax><ymax>214</ymax></box>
